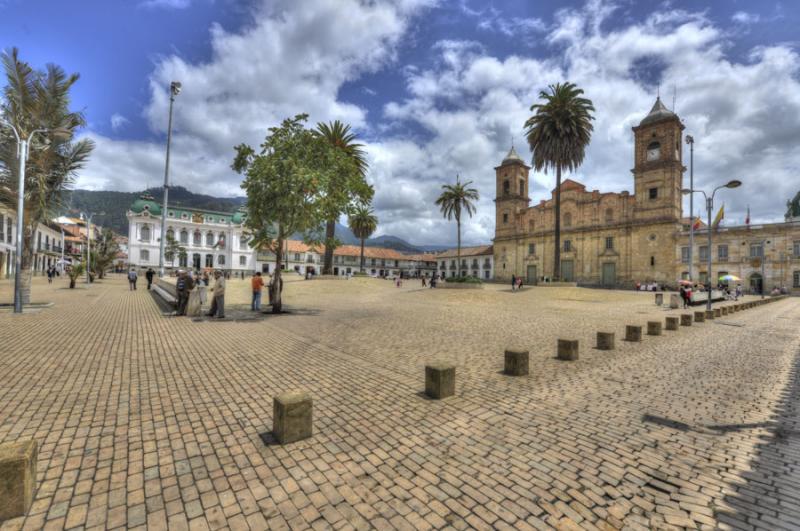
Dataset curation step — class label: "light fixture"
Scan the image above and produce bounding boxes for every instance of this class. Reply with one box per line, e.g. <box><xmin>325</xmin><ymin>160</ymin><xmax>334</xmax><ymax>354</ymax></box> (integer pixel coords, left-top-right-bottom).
<box><xmin>725</xmin><ymin>180</ymin><xmax>742</xmax><ymax>189</ymax></box>
<box><xmin>170</xmin><ymin>81</ymin><xmax>182</xmax><ymax>96</ymax></box>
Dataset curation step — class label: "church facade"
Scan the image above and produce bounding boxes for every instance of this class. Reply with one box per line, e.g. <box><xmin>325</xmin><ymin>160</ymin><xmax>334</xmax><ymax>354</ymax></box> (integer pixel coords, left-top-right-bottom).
<box><xmin>494</xmin><ymin>98</ymin><xmax>800</xmax><ymax>294</ymax></box>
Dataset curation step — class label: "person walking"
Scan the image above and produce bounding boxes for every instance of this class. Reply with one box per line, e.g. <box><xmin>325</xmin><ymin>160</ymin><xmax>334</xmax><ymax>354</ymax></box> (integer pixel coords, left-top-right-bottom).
<box><xmin>511</xmin><ymin>274</ymin><xmax>516</xmax><ymax>292</ymax></box>
<box><xmin>421</xmin><ymin>276</ymin><xmax>427</xmax><ymax>288</ymax></box>
<box><xmin>46</xmin><ymin>266</ymin><xmax>54</xmax><ymax>284</ymax></box>
<box><xmin>251</xmin><ymin>272</ymin><xmax>265</xmax><ymax>311</ymax></box>
<box><xmin>206</xmin><ymin>270</ymin><xmax>226</xmax><ymax>318</ymax></box>
<box><xmin>128</xmin><ymin>269</ymin><xmax>138</xmax><ymax>290</ymax></box>
<box><xmin>145</xmin><ymin>268</ymin><xmax>155</xmax><ymax>290</ymax></box>
<box><xmin>176</xmin><ymin>270</ymin><xmax>195</xmax><ymax>316</ymax></box>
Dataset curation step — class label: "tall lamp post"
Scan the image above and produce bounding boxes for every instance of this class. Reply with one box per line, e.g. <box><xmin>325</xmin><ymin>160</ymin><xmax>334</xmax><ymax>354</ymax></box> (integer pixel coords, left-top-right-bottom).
<box><xmin>682</xmin><ymin>180</ymin><xmax>742</xmax><ymax>310</ymax></box>
<box><xmin>1</xmin><ymin>120</ymin><xmax>49</xmax><ymax>313</ymax></box>
<box><xmin>158</xmin><ymin>81</ymin><xmax>182</xmax><ymax>278</ymax></box>
<box><xmin>685</xmin><ymin>135</ymin><xmax>695</xmax><ymax>280</ymax></box>
<box><xmin>80</xmin><ymin>212</ymin><xmax>95</xmax><ymax>284</ymax></box>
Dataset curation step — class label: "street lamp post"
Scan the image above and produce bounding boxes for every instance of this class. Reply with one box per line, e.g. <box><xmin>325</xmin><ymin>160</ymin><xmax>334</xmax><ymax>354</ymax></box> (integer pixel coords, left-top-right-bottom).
<box><xmin>80</xmin><ymin>212</ymin><xmax>95</xmax><ymax>284</ymax></box>
<box><xmin>682</xmin><ymin>180</ymin><xmax>742</xmax><ymax>310</ymax></box>
<box><xmin>1</xmin><ymin>120</ymin><xmax>48</xmax><ymax>313</ymax></box>
<box><xmin>685</xmin><ymin>135</ymin><xmax>694</xmax><ymax>280</ymax></box>
<box><xmin>158</xmin><ymin>81</ymin><xmax>182</xmax><ymax>278</ymax></box>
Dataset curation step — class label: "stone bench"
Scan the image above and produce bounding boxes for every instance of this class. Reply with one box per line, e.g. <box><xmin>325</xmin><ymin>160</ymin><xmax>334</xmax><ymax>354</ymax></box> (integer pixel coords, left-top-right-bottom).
<box><xmin>153</xmin><ymin>278</ymin><xmax>178</xmax><ymax>305</ymax></box>
<box><xmin>681</xmin><ymin>314</ymin><xmax>693</xmax><ymax>326</ymax></box>
<box><xmin>0</xmin><ymin>439</ymin><xmax>37</xmax><ymax>521</ymax></box>
<box><xmin>647</xmin><ymin>321</ymin><xmax>662</xmax><ymax>336</ymax></box>
<box><xmin>504</xmin><ymin>349</ymin><xmax>529</xmax><ymax>376</ymax></box>
<box><xmin>694</xmin><ymin>311</ymin><xmax>705</xmax><ymax>323</ymax></box>
<box><xmin>596</xmin><ymin>332</ymin><xmax>615</xmax><ymax>350</ymax></box>
<box><xmin>273</xmin><ymin>392</ymin><xmax>312</xmax><ymax>444</ymax></box>
<box><xmin>665</xmin><ymin>316</ymin><xmax>679</xmax><ymax>331</ymax></box>
<box><xmin>625</xmin><ymin>325</ymin><xmax>642</xmax><ymax>342</ymax></box>
<box><xmin>557</xmin><ymin>339</ymin><xmax>579</xmax><ymax>361</ymax></box>
<box><xmin>425</xmin><ymin>363</ymin><xmax>455</xmax><ymax>399</ymax></box>
<box><xmin>705</xmin><ymin>310</ymin><xmax>715</xmax><ymax>320</ymax></box>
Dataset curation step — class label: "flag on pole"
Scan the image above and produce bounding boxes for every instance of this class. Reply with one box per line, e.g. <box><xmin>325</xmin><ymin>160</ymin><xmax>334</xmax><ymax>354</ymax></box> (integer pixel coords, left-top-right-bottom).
<box><xmin>692</xmin><ymin>216</ymin><xmax>702</xmax><ymax>230</ymax></box>
<box><xmin>712</xmin><ymin>203</ymin><xmax>724</xmax><ymax>230</ymax></box>
<box><xmin>745</xmin><ymin>205</ymin><xmax>750</xmax><ymax>226</ymax></box>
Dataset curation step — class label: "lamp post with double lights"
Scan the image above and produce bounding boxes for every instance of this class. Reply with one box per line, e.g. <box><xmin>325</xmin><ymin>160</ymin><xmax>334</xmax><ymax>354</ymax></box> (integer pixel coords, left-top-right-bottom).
<box><xmin>682</xmin><ymin>180</ymin><xmax>742</xmax><ymax>310</ymax></box>
<box><xmin>158</xmin><ymin>81</ymin><xmax>182</xmax><ymax>278</ymax></box>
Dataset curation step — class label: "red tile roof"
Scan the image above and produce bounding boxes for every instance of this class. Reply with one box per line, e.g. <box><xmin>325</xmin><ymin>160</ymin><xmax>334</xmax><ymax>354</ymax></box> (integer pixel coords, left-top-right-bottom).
<box><xmin>436</xmin><ymin>245</ymin><xmax>493</xmax><ymax>258</ymax></box>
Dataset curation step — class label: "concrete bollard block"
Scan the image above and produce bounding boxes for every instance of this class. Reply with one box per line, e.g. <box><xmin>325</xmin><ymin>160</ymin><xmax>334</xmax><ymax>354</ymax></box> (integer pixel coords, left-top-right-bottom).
<box><xmin>680</xmin><ymin>314</ymin><xmax>693</xmax><ymax>326</ymax></box>
<box><xmin>596</xmin><ymin>332</ymin><xmax>615</xmax><ymax>350</ymax></box>
<box><xmin>0</xmin><ymin>439</ymin><xmax>37</xmax><ymax>521</ymax></box>
<box><xmin>504</xmin><ymin>349</ymin><xmax>529</xmax><ymax>376</ymax></box>
<box><xmin>273</xmin><ymin>391</ymin><xmax>312</xmax><ymax>444</ymax></box>
<box><xmin>714</xmin><ymin>308</ymin><xmax>722</xmax><ymax>318</ymax></box>
<box><xmin>425</xmin><ymin>363</ymin><xmax>455</xmax><ymax>399</ymax></box>
<box><xmin>557</xmin><ymin>339</ymin><xmax>579</xmax><ymax>361</ymax></box>
<box><xmin>694</xmin><ymin>311</ymin><xmax>705</xmax><ymax>323</ymax></box>
<box><xmin>705</xmin><ymin>310</ymin><xmax>715</xmax><ymax>320</ymax></box>
<box><xmin>647</xmin><ymin>321</ymin><xmax>662</xmax><ymax>336</ymax></box>
<box><xmin>669</xmin><ymin>293</ymin><xmax>680</xmax><ymax>309</ymax></box>
<box><xmin>625</xmin><ymin>325</ymin><xmax>642</xmax><ymax>342</ymax></box>
<box><xmin>655</xmin><ymin>293</ymin><xmax>663</xmax><ymax>306</ymax></box>
<box><xmin>665</xmin><ymin>316</ymin><xmax>679</xmax><ymax>331</ymax></box>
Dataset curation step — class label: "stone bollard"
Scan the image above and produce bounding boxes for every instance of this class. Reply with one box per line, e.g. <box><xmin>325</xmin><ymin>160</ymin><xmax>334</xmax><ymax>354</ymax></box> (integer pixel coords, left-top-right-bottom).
<box><xmin>647</xmin><ymin>321</ymin><xmax>662</xmax><ymax>336</ymax></box>
<box><xmin>669</xmin><ymin>294</ymin><xmax>680</xmax><ymax>309</ymax></box>
<box><xmin>625</xmin><ymin>325</ymin><xmax>642</xmax><ymax>342</ymax></box>
<box><xmin>655</xmin><ymin>293</ymin><xmax>663</xmax><ymax>306</ymax></box>
<box><xmin>596</xmin><ymin>332</ymin><xmax>615</xmax><ymax>350</ymax></box>
<box><xmin>273</xmin><ymin>391</ymin><xmax>313</xmax><ymax>444</ymax></box>
<box><xmin>721</xmin><ymin>306</ymin><xmax>728</xmax><ymax>315</ymax></box>
<box><xmin>705</xmin><ymin>310</ymin><xmax>715</xmax><ymax>320</ymax></box>
<box><xmin>694</xmin><ymin>311</ymin><xmax>705</xmax><ymax>323</ymax></box>
<box><xmin>714</xmin><ymin>308</ymin><xmax>722</xmax><ymax>318</ymax></box>
<box><xmin>557</xmin><ymin>339</ymin><xmax>579</xmax><ymax>361</ymax></box>
<box><xmin>425</xmin><ymin>363</ymin><xmax>455</xmax><ymax>399</ymax></box>
<box><xmin>665</xmin><ymin>316</ymin><xmax>679</xmax><ymax>331</ymax></box>
<box><xmin>0</xmin><ymin>439</ymin><xmax>37</xmax><ymax>521</ymax></box>
<box><xmin>504</xmin><ymin>349</ymin><xmax>529</xmax><ymax>376</ymax></box>
<box><xmin>680</xmin><ymin>314</ymin><xmax>693</xmax><ymax>326</ymax></box>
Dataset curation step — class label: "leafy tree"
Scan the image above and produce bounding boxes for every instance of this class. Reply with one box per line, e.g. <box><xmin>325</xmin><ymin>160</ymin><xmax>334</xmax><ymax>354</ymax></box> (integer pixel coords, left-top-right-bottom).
<box><xmin>316</xmin><ymin>120</ymin><xmax>372</xmax><ymax>275</ymax></box>
<box><xmin>435</xmin><ymin>175</ymin><xmax>479</xmax><ymax>277</ymax></box>
<box><xmin>232</xmin><ymin>114</ymin><xmax>359</xmax><ymax>312</ymax></box>
<box><xmin>90</xmin><ymin>228</ymin><xmax>120</xmax><ymax>279</ymax></box>
<box><xmin>163</xmin><ymin>233</ymin><xmax>186</xmax><ymax>267</ymax></box>
<box><xmin>0</xmin><ymin>48</ymin><xmax>94</xmax><ymax>304</ymax></box>
<box><xmin>67</xmin><ymin>262</ymin><xmax>84</xmax><ymax>289</ymax></box>
<box><xmin>524</xmin><ymin>82</ymin><xmax>594</xmax><ymax>280</ymax></box>
<box><xmin>348</xmin><ymin>204</ymin><xmax>378</xmax><ymax>273</ymax></box>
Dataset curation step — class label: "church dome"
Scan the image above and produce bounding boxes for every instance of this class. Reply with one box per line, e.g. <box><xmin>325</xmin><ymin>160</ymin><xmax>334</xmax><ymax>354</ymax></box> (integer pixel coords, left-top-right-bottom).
<box><xmin>501</xmin><ymin>145</ymin><xmax>524</xmax><ymax>166</ymax></box>
<box><xmin>639</xmin><ymin>97</ymin><xmax>678</xmax><ymax>126</ymax></box>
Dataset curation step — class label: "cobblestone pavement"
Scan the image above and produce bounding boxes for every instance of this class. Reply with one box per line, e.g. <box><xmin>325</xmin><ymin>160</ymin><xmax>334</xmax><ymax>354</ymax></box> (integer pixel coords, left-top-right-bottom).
<box><xmin>0</xmin><ymin>275</ymin><xmax>798</xmax><ymax>530</ymax></box>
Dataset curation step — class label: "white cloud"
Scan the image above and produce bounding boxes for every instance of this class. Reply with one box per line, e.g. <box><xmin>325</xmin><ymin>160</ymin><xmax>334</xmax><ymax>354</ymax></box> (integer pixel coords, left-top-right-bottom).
<box><xmin>732</xmin><ymin>11</ymin><xmax>760</xmax><ymax>25</ymax></box>
<box><xmin>459</xmin><ymin>1</ymin><xmax>546</xmax><ymax>44</ymax></box>
<box><xmin>110</xmin><ymin>113</ymin><xmax>130</xmax><ymax>132</ymax></box>
<box><xmin>79</xmin><ymin>0</ymin><xmax>800</xmax><ymax>246</ymax></box>
<box><xmin>140</xmin><ymin>0</ymin><xmax>192</xmax><ymax>9</ymax></box>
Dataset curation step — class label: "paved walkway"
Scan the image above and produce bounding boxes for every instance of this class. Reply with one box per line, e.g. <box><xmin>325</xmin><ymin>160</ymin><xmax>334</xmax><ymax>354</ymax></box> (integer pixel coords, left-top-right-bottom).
<box><xmin>0</xmin><ymin>276</ymin><xmax>798</xmax><ymax>530</ymax></box>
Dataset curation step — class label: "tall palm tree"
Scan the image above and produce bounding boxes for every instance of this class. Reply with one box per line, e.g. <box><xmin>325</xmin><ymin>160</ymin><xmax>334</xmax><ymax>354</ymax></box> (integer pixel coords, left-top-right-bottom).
<box><xmin>0</xmin><ymin>48</ymin><xmax>94</xmax><ymax>304</ymax></box>
<box><xmin>317</xmin><ymin>120</ymin><xmax>368</xmax><ymax>275</ymax></box>
<box><xmin>435</xmin><ymin>175</ymin><xmax>479</xmax><ymax>277</ymax></box>
<box><xmin>524</xmin><ymin>82</ymin><xmax>594</xmax><ymax>281</ymax></box>
<box><xmin>348</xmin><ymin>204</ymin><xmax>377</xmax><ymax>273</ymax></box>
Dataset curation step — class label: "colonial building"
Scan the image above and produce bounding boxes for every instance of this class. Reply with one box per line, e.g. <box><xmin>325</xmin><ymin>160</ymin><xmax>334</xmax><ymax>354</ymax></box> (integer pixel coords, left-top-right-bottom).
<box><xmin>436</xmin><ymin>245</ymin><xmax>494</xmax><ymax>279</ymax></box>
<box><xmin>494</xmin><ymin>98</ymin><xmax>800</xmax><ymax>293</ymax></box>
<box><xmin>0</xmin><ymin>205</ymin><xmax>70</xmax><ymax>278</ymax></box>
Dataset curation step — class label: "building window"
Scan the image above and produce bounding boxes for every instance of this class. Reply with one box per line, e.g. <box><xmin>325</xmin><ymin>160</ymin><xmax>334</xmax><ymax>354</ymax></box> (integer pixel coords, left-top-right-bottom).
<box><xmin>793</xmin><ymin>241</ymin><xmax>800</xmax><ymax>257</ymax></box>
<box><xmin>193</xmin><ymin>231</ymin><xmax>202</xmax><ymax>246</ymax></box>
<box><xmin>6</xmin><ymin>217</ymin><xmax>11</xmax><ymax>243</ymax></box>
<box><xmin>717</xmin><ymin>244</ymin><xmax>728</xmax><ymax>262</ymax></box>
<box><xmin>528</xmin><ymin>243</ymin><xmax>535</xmax><ymax>255</ymax></box>
<box><xmin>239</xmin><ymin>256</ymin><xmax>246</xmax><ymax>266</ymax></box>
<box><xmin>217</xmin><ymin>234</ymin><xmax>225</xmax><ymax>248</ymax></box>
<box><xmin>218</xmin><ymin>255</ymin><xmax>225</xmax><ymax>265</ymax></box>
<box><xmin>484</xmin><ymin>270</ymin><xmax>490</xmax><ymax>279</ymax></box>
<box><xmin>699</xmin><ymin>271</ymin><xmax>708</xmax><ymax>284</ymax></box>
<box><xmin>503</xmin><ymin>180</ymin><xmax>510</xmax><ymax>195</ymax></box>
<box><xmin>750</xmin><ymin>243</ymin><xmax>763</xmax><ymax>258</ymax></box>
<box><xmin>206</xmin><ymin>232</ymin><xmax>215</xmax><ymax>246</ymax></box>
<box><xmin>605</xmin><ymin>237</ymin><xmax>614</xmax><ymax>250</ymax></box>
<box><xmin>794</xmin><ymin>271</ymin><xmax>800</xmax><ymax>288</ymax></box>
<box><xmin>649</xmin><ymin>187</ymin><xmax>658</xmax><ymax>200</ymax></box>
<box><xmin>166</xmin><ymin>228</ymin><xmax>175</xmax><ymax>241</ymax></box>
<box><xmin>140</xmin><ymin>224</ymin><xmax>151</xmax><ymax>241</ymax></box>
<box><xmin>563</xmin><ymin>213</ymin><xmax>572</xmax><ymax>228</ymax></box>
<box><xmin>294</xmin><ymin>253</ymin><xmax>300</xmax><ymax>261</ymax></box>
<box><xmin>699</xmin><ymin>245</ymin><xmax>708</xmax><ymax>261</ymax></box>
<box><xmin>650</xmin><ymin>256</ymin><xmax>655</xmax><ymax>267</ymax></box>
<box><xmin>681</xmin><ymin>247</ymin><xmax>689</xmax><ymax>263</ymax></box>
<box><xmin>240</xmin><ymin>235</ymin><xmax>249</xmax><ymax>249</ymax></box>
<box><xmin>503</xmin><ymin>213</ymin><xmax>509</xmax><ymax>224</ymax></box>
<box><xmin>605</xmin><ymin>208</ymin><xmax>613</xmax><ymax>223</ymax></box>
<box><xmin>563</xmin><ymin>240</ymin><xmax>572</xmax><ymax>252</ymax></box>
<box><xmin>140</xmin><ymin>249</ymin><xmax>150</xmax><ymax>262</ymax></box>
<box><xmin>519</xmin><ymin>180</ymin><xmax>524</xmax><ymax>196</ymax></box>
<box><xmin>180</xmin><ymin>229</ymin><xmax>189</xmax><ymax>245</ymax></box>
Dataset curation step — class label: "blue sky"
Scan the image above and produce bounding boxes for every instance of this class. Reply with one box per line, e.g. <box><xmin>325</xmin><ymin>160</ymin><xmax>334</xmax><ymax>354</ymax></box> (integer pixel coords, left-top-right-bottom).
<box><xmin>2</xmin><ymin>0</ymin><xmax>799</xmax><ymax>245</ymax></box>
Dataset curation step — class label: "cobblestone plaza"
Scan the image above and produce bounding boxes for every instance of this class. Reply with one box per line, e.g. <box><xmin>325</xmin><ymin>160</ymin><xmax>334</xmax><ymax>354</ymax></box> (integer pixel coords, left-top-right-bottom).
<box><xmin>0</xmin><ymin>277</ymin><xmax>798</xmax><ymax>530</ymax></box>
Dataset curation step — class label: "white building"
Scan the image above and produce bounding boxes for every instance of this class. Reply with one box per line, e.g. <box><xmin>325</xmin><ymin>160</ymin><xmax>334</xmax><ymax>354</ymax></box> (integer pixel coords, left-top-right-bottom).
<box><xmin>0</xmin><ymin>204</ymin><xmax>68</xmax><ymax>278</ymax></box>
<box><xmin>436</xmin><ymin>245</ymin><xmax>495</xmax><ymax>280</ymax></box>
<box><xmin>127</xmin><ymin>196</ymin><xmax>252</xmax><ymax>272</ymax></box>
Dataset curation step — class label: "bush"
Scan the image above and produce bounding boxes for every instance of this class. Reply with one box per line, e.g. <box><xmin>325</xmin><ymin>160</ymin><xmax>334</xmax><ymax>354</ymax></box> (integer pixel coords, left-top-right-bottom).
<box><xmin>352</xmin><ymin>271</ymin><xmax>369</xmax><ymax>277</ymax></box>
<box><xmin>446</xmin><ymin>276</ymin><xmax>482</xmax><ymax>284</ymax></box>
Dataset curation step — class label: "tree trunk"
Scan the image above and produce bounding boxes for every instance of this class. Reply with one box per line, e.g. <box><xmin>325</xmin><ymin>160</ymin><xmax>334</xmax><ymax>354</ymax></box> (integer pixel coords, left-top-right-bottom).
<box><xmin>553</xmin><ymin>165</ymin><xmax>561</xmax><ymax>281</ymax></box>
<box><xmin>456</xmin><ymin>218</ymin><xmax>461</xmax><ymax>278</ymax></box>
<box><xmin>359</xmin><ymin>238</ymin><xmax>365</xmax><ymax>272</ymax></box>
<box><xmin>322</xmin><ymin>219</ymin><xmax>335</xmax><ymax>275</ymax></box>
<box><xmin>69</xmin><ymin>278</ymin><xmax>76</xmax><ymax>289</ymax></box>
<box><xmin>271</xmin><ymin>237</ymin><xmax>283</xmax><ymax>313</ymax></box>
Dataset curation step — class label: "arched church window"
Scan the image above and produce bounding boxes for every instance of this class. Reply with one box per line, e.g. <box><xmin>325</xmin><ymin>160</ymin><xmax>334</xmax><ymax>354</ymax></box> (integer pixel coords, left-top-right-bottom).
<box><xmin>503</xmin><ymin>180</ymin><xmax>510</xmax><ymax>196</ymax></box>
<box><xmin>646</xmin><ymin>141</ymin><xmax>660</xmax><ymax>161</ymax></box>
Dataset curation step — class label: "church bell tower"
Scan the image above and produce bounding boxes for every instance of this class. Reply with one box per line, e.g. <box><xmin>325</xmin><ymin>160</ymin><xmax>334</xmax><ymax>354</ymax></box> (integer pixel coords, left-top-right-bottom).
<box><xmin>494</xmin><ymin>145</ymin><xmax>531</xmax><ymax>239</ymax></box>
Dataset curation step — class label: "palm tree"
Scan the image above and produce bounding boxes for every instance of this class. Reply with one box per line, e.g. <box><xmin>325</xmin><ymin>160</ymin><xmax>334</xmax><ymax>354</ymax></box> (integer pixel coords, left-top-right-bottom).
<box><xmin>524</xmin><ymin>82</ymin><xmax>594</xmax><ymax>281</ymax></box>
<box><xmin>435</xmin><ymin>175</ymin><xmax>479</xmax><ymax>277</ymax></box>
<box><xmin>348</xmin><ymin>204</ymin><xmax>377</xmax><ymax>273</ymax></box>
<box><xmin>0</xmin><ymin>48</ymin><xmax>94</xmax><ymax>304</ymax></box>
<box><xmin>317</xmin><ymin>120</ymin><xmax>368</xmax><ymax>275</ymax></box>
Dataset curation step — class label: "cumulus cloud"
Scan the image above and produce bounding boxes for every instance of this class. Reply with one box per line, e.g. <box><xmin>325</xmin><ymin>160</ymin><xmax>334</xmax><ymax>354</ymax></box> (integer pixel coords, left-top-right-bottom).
<box><xmin>110</xmin><ymin>113</ymin><xmax>130</xmax><ymax>132</ymax></box>
<box><xmin>79</xmin><ymin>0</ymin><xmax>800</xmax><ymax>246</ymax></box>
<box><xmin>731</xmin><ymin>11</ymin><xmax>760</xmax><ymax>25</ymax></box>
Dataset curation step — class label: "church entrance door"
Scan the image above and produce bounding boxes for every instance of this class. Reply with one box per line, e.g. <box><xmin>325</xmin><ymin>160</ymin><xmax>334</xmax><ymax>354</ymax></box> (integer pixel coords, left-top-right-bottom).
<box><xmin>560</xmin><ymin>260</ymin><xmax>574</xmax><ymax>282</ymax></box>
<box><xmin>601</xmin><ymin>263</ymin><xmax>616</xmax><ymax>286</ymax></box>
<box><xmin>749</xmin><ymin>273</ymin><xmax>763</xmax><ymax>295</ymax></box>
<box><xmin>526</xmin><ymin>265</ymin><xmax>537</xmax><ymax>285</ymax></box>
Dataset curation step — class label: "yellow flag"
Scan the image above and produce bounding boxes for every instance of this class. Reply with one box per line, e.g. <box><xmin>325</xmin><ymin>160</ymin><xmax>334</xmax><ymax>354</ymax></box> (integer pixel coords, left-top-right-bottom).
<box><xmin>712</xmin><ymin>203</ymin><xmax>724</xmax><ymax>229</ymax></box>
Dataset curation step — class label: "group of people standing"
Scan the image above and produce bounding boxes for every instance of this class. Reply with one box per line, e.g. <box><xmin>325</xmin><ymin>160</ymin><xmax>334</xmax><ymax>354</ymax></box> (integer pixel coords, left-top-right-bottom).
<box><xmin>510</xmin><ymin>274</ymin><xmax>524</xmax><ymax>292</ymax></box>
